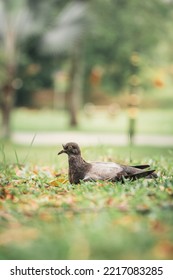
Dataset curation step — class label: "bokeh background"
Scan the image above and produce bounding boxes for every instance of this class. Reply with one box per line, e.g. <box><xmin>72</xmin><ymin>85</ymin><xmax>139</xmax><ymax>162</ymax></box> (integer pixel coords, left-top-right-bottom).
<box><xmin>0</xmin><ymin>0</ymin><xmax>173</xmax><ymax>143</ymax></box>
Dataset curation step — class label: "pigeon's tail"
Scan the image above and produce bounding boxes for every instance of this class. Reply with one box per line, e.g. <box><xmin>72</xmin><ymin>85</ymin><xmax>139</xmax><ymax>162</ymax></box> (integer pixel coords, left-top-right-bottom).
<box><xmin>125</xmin><ymin>169</ymin><xmax>157</xmax><ymax>181</ymax></box>
<box><xmin>146</xmin><ymin>171</ymin><xmax>158</xmax><ymax>179</ymax></box>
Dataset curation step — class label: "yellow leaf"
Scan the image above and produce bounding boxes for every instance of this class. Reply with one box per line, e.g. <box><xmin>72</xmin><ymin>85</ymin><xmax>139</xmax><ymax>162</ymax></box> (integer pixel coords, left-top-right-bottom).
<box><xmin>49</xmin><ymin>177</ymin><xmax>68</xmax><ymax>186</ymax></box>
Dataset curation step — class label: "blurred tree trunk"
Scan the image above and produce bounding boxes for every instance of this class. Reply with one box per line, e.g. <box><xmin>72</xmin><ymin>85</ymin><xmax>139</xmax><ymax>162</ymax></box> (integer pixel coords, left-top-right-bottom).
<box><xmin>66</xmin><ymin>42</ymin><xmax>84</xmax><ymax>127</ymax></box>
<box><xmin>0</xmin><ymin>65</ymin><xmax>15</xmax><ymax>139</ymax></box>
<box><xmin>42</xmin><ymin>1</ymin><xmax>88</xmax><ymax>127</ymax></box>
<box><xmin>0</xmin><ymin>0</ymin><xmax>35</xmax><ymax>139</ymax></box>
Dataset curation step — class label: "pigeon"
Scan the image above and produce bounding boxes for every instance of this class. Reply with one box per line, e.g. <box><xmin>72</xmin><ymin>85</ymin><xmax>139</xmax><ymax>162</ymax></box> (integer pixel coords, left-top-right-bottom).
<box><xmin>58</xmin><ymin>142</ymin><xmax>157</xmax><ymax>184</ymax></box>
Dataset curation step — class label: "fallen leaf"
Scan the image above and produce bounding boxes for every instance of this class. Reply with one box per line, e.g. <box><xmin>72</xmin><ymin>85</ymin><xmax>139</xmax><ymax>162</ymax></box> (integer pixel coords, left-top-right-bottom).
<box><xmin>39</xmin><ymin>212</ymin><xmax>54</xmax><ymax>222</ymax></box>
<box><xmin>0</xmin><ymin>187</ymin><xmax>14</xmax><ymax>200</ymax></box>
<box><xmin>106</xmin><ymin>197</ymin><xmax>115</xmax><ymax>206</ymax></box>
<box><xmin>166</xmin><ymin>188</ymin><xmax>173</xmax><ymax>196</ymax></box>
<box><xmin>150</xmin><ymin>220</ymin><xmax>169</xmax><ymax>234</ymax></box>
<box><xmin>153</xmin><ymin>240</ymin><xmax>173</xmax><ymax>259</ymax></box>
<box><xmin>49</xmin><ymin>177</ymin><xmax>68</xmax><ymax>186</ymax></box>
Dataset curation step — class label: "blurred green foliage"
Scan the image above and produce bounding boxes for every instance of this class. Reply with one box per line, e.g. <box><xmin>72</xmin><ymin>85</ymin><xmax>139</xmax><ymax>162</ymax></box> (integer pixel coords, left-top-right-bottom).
<box><xmin>1</xmin><ymin>0</ymin><xmax>173</xmax><ymax>137</ymax></box>
<box><xmin>11</xmin><ymin>0</ymin><xmax>173</xmax><ymax>106</ymax></box>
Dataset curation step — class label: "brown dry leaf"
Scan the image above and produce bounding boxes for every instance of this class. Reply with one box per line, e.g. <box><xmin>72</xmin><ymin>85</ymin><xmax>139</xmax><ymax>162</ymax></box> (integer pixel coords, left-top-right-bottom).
<box><xmin>166</xmin><ymin>188</ymin><xmax>173</xmax><ymax>196</ymax></box>
<box><xmin>152</xmin><ymin>240</ymin><xmax>173</xmax><ymax>259</ymax></box>
<box><xmin>106</xmin><ymin>197</ymin><xmax>115</xmax><ymax>206</ymax></box>
<box><xmin>150</xmin><ymin>220</ymin><xmax>169</xmax><ymax>234</ymax></box>
<box><xmin>0</xmin><ymin>187</ymin><xmax>14</xmax><ymax>201</ymax></box>
<box><xmin>39</xmin><ymin>212</ymin><xmax>54</xmax><ymax>222</ymax></box>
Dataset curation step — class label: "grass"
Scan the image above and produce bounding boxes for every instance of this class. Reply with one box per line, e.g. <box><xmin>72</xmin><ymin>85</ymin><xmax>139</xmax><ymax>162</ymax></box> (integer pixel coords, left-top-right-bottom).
<box><xmin>10</xmin><ymin>108</ymin><xmax>173</xmax><ymax>135</ymax></box>
<box><xmin>0</xmin><ymin>142</ymin><xmax>173</xmax><ymax>260</ymax></box>
<box><xmin>1</xmin><ymin>142</ymin><xmax>173</xmax><ymax>166</ymax></box>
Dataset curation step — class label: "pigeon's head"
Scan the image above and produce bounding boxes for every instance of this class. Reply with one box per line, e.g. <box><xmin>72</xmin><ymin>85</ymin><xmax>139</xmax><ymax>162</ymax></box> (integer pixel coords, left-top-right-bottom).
<box><xmin>58</xmin><ymin>142</ymin><xmax>81</xmax><ymax>156</ymax></box>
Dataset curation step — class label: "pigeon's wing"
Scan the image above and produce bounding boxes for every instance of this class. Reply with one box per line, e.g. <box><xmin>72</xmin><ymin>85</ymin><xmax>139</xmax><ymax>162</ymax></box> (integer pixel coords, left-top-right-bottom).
<box><xmin>131</xmin><ymin>165</ymin><xmax>150</xmax><ymax>169</ymax></box>
<box><xmin>83</xmin><ymin>162</ymin><xmax>124</xmax><ymax>182</ymax></box>
<box><xmin>83</xmin><ymin>162</ymin><xmax>157</xmax><ymax>182</ymax></box>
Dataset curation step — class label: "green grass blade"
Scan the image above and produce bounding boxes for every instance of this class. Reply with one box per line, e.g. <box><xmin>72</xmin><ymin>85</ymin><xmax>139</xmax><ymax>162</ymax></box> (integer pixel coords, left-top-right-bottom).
<box><xmin>22</xmin><ymin>133</ymin><xmax>37</xmax><ymax>164</ymax></box>
<box><xmin>0</xmin><ymin>144</ymin><xmax>6</xmax><ymax>166</ymax></box>
<box><xmin>14</xmin><ymin>148</ymin><xmax>20</xmax><ymax>167</ymax></box>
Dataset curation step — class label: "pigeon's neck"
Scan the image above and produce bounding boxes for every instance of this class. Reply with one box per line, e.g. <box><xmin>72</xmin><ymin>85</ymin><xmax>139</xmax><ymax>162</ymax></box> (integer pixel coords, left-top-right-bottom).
<box><xmin>68</xmin><ymin>154</ymin><xmax>90</xmax><ymax>184</ymax></box>
<box><xmin>68</xmin><ymin>154</ymin><xmax>89</xmax><ymax>168</ymax></box>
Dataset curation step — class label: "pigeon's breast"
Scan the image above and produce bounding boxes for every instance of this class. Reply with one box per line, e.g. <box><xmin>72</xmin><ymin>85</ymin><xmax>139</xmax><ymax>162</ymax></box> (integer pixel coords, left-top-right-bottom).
<box><xmin>83</xmin><ymin>162</ymin><xmax>123</xmax><ymax>181</ymax></box>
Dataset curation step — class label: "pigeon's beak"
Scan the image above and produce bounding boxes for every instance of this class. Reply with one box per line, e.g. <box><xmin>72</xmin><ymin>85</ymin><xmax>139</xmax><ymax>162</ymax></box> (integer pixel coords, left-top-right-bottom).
<box><xmin>57</xmin><ymin>145</ymin><xmax>66</xmax><ymax>155</ymax></box>
<box><xmin>57</xmin><ymin>149</ymin><xmax>65</xmax><ymax>155</ymax></box>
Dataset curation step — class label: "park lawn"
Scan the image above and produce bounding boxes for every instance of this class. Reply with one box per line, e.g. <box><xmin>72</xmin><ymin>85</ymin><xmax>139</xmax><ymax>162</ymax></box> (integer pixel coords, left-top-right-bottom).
<box><xmin>10</xmin><ymin>108</ymin><xmax>173</xmax><ymax>135</ymax></box>
<box><xmin>0</xmin><ymin>143</ymin><xmax>173</xmax><ymax>259</ymax></box>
